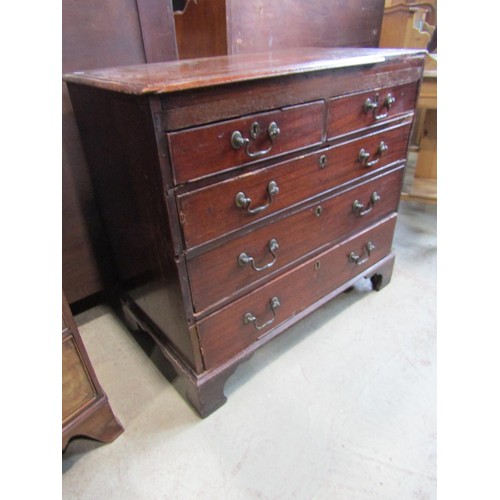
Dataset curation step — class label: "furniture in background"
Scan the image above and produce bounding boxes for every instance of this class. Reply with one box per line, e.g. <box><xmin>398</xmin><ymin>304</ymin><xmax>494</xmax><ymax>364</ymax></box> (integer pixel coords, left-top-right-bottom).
<box><xmin>64</xmin><ymin>47</ymin><xmax>425</xmax><ymax>416</ymax></box>
<box><xmin>379</xmin><ymin>1</ymin><xmax>437</xmax><ymax>202</ymax></box>
<box><xmin>405</xmin><ymin>57</ymin><xmax>436</xmax><ymax>201</ymax></box>
<box><xmin>173</xmin><ymin>0</ymin><xmax>385</xmax><ymax>59</ymax></box>
<box><xmin>62</xmin><ymin>0</ymin><xmax>178</xmax><ymax>305</ymax></box>
<box><xmin>62</xmin><ymin>292</ymin><xmax>123</xmax><ymax>450</ymax></box>
<box><xmin>379</xmin><ymin>2</ymin><xmax>435</xmax><ymax>49</ymax></box>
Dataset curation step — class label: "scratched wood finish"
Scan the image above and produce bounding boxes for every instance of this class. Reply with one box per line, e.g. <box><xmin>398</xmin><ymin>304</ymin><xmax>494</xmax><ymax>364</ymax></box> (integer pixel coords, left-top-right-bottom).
<box><xmin>63</xmin><ymin>47</ymin><xmax>424</xmax><ymax>95</ymax></box>
<box><xmin>187</xmin><ymin>166</ymin><xmax>405</xmax><ymax>315</ymax></box>
<box><xmin>197</xmin><ymin>215</ymin><xmax>397</xmax><ymax>369</ymax></box>
<box><xmin>327</xmin><ymin>81</ymin><xmax>419</xmax><ymax>140</ymax></box>
<box><xmin>159</xmin><ymin>57</ymin><xmax>424</xmax><ymax>133</ymax></box>
<box><xmin>178</xmin><ymin>122</ymin><xmax>411</xmax><ymax>249</ymax></box>
<box><xmin>168</xmin><ymin>101</ymin><xmax>324</xmax><ymax>184</ymax></box>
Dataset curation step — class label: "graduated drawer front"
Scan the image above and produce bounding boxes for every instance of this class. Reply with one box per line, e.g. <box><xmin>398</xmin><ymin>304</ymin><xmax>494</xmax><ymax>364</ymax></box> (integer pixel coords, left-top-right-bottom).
<box><xmin>178</xmin><ymin>122</ymin><xmax>411</xmax><ymax>249</ymax></box>
<box><xmin>168</xmin><ymin>101</ymin><xmax>324</xmax><ymax>185</ymax></box>
<box><xmin>197</xmin><ymin>214</ymin><xmax>398</xmax><ymax>369</ymax></box>
<box><xmin>327</xmin><ymin>81</ymin><xmax>419</xmax><ymax>139</ymax></box>
<box><xmin>188</xmin><ymin>165</ymin><xmax>405</xmax><ymax>314</ymax></box>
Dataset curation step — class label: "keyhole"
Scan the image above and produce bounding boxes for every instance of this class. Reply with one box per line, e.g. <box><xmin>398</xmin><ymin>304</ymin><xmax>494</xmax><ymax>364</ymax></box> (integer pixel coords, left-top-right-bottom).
<box><xmin>315</xmin><ymin>206</ymin><xmax>323</xmax><ymax>217</ymax></box>
<box><xmin>250</xmin><ymin>122</ymin><xmax>261</xmax><ymax>139</ymax></box>
<box><xmin>315</xmin><ymin>261</ymin><xmax>321</xmax><ymax>270</ymax></box>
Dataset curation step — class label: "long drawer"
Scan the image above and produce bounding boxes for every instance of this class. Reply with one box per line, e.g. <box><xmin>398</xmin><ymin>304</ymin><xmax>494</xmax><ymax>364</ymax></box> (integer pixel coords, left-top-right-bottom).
<box><xmin>168</xmin><ymin>100</ymin><xmax>325</xmax><ymax>185</ymax></box>
<box><xmin>327</xmin><ymin>81</ymin><xmax>419</xmax><ymax>139</ymax></box>
<box><xmin>177</xmin><ymin>122</ymin><xmax>411</xmax><ymax>249</ymax></box>
<box><xmin>197</xmin><ymin>214</ymin><xmax>398</xmax><ymax>369</ymax></box>
<box><xmin>187</xmin><ymin>165</ymin><xmax>404</xmax><ymax>314</ymax></box>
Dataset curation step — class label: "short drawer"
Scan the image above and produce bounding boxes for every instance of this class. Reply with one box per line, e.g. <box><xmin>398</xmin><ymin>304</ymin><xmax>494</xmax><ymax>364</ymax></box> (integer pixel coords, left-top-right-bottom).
<box><xmin>197</xmin><ymin>214</ymin><xmax>398</xmax><ymax>369</ymax></box>
<box><xmin>178</xmin><ymin>122</ymin><xmax>410</xmax><ymax>249</ymax></box>
<box><xmin>327</xmin><ymin>81</ymin><xmax>419</xmax><ymax>139</ymax></box>
<box><xmin>168</xmin><ymin>101</ymin><xmax>324</xmax><ymax>184</ymax></box>
<box><xmin>188</xmin><ymin>165</ymin><xmax>405</xmax><ymax>314</ymax></box>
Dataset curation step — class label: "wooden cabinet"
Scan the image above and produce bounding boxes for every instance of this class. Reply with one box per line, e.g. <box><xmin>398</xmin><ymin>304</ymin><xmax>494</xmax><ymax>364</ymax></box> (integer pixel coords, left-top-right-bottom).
<box><xmin>62</xmin><ymin>293</ymin><xmax>123</xmax><ymax>450</ymax></box>
<box><xmin>173</xmin><ymin>0</ymin><xmax>385</xmax><ymax>59</ymax></box>
<box><xmin>64</xmin><ymin>47</ymin><xmax>425</xmax><ymax>417</ymax></box>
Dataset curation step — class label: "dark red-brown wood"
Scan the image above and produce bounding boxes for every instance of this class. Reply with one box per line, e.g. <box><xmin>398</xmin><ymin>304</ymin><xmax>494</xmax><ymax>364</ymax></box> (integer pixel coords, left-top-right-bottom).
<box><xmin>174</xmin><ymin>0</ymin><xmax>228</xmax><ymax>59</ymax></box>
<box><xmin>64</xmin><ymin>48</ymin><xmax>425</xmax><ymax>417</ymax></box>
<box><xmin>64</xmin><ymin>47</ymin><xmax>423</xmax><ymax>95</ymax></box>
<box><xmin>327</xmin><ymin>81</ymin><xmax>419</xmax><ymax>140</ymax></box>
<box><xmin>197</xmin><ymin>215</ymin><xmax>397</xmax><ymax>369</ymax></box>
<box><xmin>66</xmin><ymin>84</ymin><xmax>203</xmax><ymax>372</ymax></box>
<box><xmin>187</xmin><ymin>166</ymin><xmax>405</xmax><ymax>315</ymax></box>
<box><xmin>178</xmin><ymin>121</ymin><xmax>412</xmax><ymax>249</ymax></box>
<box><xmin>168</xmin><ymin>100</ymin><xmax>324</xmax><ymax>184</ymax></box>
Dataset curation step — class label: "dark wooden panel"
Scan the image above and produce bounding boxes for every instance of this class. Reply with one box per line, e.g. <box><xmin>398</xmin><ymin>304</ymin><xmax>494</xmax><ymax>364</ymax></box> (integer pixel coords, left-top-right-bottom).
<box><xmin>187</xmin><ymin>166</ymin><xmax>405</xmax><ymax>315</ymax></box>
<box><xmin>62</xmin><ymin>0</ymin><xmax>177</xmax><ymax>304</ymax></box>
<box><xmin>137</xmin><ymin>0</ymin><xmax>179</xmax><ymax>63</ymax></box>
<box><xmin>226</xmin><ymin>0</ymin><xmax>385</xmax><ymax>55</ymax></box>
<box><xmin>197</xmin><ymin>214</ymin><xmax>397</xmax><ymax>369</ymax></box>
<box><xmin>66</xmin><ymin>85</ymin><xmax>202</xmax><ymax>371</ymax></box>
<box><xmin>178</xmin><ymin>122</ymin><xmax>411</xmax><ymax>249</ymax></box>
<box><xmin>168</xmin><ymin>100</ymin><xmax>325</xmax><ymax>184</ymax></box>
<box><xmin>174</xmin><ymin>0</ymin><xmax>227</xmax><ymax>59</ymax></box>
<box><xmin>171</xmin><ymin>0</ymin><xmax>384</xmax><ymax>60</ymax></box>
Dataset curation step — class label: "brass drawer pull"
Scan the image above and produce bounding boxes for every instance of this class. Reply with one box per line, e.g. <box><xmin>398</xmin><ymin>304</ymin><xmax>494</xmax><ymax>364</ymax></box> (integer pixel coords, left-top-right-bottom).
<box><xmin>352</xmin><ymin>192</ymin><xmax>381</xmax><ymax>216</ymax></box>
<box><xmin>235</xmin><ymin>180</ymin><xmax>279</xmax><ymax>214</ymax></box>
<box><xmin>239</xmin><ymin>239</ymin><xmax>279</xmax><ymax>272</ymax></box>
<box><xmin>231</xmin><ymin>121</ymin><xmax>281</xmax><ymax>158</ymax></box>
<box><xmin>243</xmin><ymin>296</ymin><xmax>281</xmax><ymax>331</ymax></box>
<box><xmin>363</xmin><ymin>96</ymin><xmax>378</xmax><ymax>113</ymax></box>
<box><xmin>348</xmin><ymin>242</ymin><xmax>376</xmax><ymax>266</ymax></box>
<box><xmin>363</xmin><ymin>93</ymin><xmax>396</xmax><ymax>120</ymax></box>
<box><xmin>358</xmin><ymin>141</ymin><xmax>389</xmax><ymax>167</ymax></box>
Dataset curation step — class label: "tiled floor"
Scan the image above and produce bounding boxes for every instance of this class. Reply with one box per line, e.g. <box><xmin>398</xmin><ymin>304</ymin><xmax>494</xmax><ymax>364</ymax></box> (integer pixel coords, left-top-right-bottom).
<box><xmin>62</xmin><ymin>199</ymin><xmax>437</xmax><ymax>499</ymax></box>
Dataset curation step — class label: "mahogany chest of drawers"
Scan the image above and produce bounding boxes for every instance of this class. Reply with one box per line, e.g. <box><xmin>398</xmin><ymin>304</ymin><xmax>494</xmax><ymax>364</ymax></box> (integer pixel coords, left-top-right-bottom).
<box><xmin>64</xmin><ymin>48</ymin><xmax>425</xmax><ymax>417</ymax></box>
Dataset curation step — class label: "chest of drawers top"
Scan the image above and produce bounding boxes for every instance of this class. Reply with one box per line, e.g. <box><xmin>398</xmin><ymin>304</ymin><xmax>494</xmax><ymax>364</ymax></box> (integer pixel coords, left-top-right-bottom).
<box><xmin>64</xmin><ymin>47</ymin><xmax>425</xmax><ymax>95</ymax></box>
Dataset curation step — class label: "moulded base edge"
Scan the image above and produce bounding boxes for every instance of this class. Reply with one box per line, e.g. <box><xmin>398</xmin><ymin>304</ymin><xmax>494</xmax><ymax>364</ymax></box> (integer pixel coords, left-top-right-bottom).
<box><xmin>119</xmin><ymin>252</ymin><xmax>395</xmax><ymax>418</ymax></box>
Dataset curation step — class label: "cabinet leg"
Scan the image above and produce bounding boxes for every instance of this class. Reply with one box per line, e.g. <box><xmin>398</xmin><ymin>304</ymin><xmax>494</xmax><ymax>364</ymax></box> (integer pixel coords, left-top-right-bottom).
<box><xmin>121</xmin><ymin>300</ymin><xmax>246</xmax><ymax>418</ymax></box>
<box><xmin>62</xmin><ymin>397</ymin><xmax>124</xmax><ymax>451</ymax></box>
<box><xmin>181</xmin><ymin>366</ymin><xmax>238</xmax><ymax>418</ymax></box>
<box><xmin>144</xmin><ymin>341</ymin><xmax>246</xmax><ymax>418</ymax></box>
<box><xmin>370</xmin><ymin>253</ymin><xmax>395</xmax><ymax>291</ymax></box>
